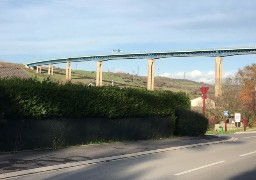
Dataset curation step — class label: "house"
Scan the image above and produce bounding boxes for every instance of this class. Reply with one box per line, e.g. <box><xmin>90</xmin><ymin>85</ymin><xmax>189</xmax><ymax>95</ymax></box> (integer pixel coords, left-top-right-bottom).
<box><xmin>191</xmin><ymin>97</ymin><xmax>215</xmax><ymax>109</ymax></box>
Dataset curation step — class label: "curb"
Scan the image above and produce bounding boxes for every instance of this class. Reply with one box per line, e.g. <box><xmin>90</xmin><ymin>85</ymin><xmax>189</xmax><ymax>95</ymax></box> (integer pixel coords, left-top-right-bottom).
<box><xmin>0</xmin><ymin>137</ymin><xmax>236</xmax><ymax>179</ymax></box>
<box><xmin>235</xmin><ymin>131</ymin><xmax>256</xmax><ymax>134</ymax></box>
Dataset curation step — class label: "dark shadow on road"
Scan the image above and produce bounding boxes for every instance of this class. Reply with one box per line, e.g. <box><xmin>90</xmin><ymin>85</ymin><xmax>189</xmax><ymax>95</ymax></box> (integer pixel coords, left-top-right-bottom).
<box><xmin>229</xmin><ymin>166</ymin><xmax>256</xmax><ymax>180</ymax></box>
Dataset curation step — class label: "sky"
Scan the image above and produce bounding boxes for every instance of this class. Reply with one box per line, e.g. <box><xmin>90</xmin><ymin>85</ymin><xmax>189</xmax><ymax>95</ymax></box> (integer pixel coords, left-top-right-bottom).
<box><xmin>0</xmin><ymin>0</ymin><xmax>256</xmax><ymax>84</ymax></box>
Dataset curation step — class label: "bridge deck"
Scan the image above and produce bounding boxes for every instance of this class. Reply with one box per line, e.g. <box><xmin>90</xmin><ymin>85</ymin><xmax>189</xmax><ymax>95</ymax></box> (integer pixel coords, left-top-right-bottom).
<box><xmin>26</xmin><ymin>47</ymin><xmax>256</xmax><ymax>67</ymax></box>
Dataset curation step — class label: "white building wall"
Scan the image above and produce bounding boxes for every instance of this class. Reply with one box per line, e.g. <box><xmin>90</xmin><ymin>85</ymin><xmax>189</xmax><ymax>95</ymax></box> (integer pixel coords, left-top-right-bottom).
<box><xmin>191</xmin><ymin>97</ymin><xmax>215</xmax><ymax>109</ymax></box>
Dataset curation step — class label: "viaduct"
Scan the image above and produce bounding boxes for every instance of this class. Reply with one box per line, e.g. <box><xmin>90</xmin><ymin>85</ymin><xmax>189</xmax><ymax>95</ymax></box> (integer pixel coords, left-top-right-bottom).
<box><xmin>25</xmin><ymin>47</ymin><xmax>256</xmax><ymax>97</ymax></box>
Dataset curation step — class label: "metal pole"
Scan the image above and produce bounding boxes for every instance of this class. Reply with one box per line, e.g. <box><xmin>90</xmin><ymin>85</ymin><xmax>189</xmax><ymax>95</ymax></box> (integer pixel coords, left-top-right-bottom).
<box><xmin>202</xmin><ymin>95</ymin><xmax>206</xmax><ymax>115</ymax></box>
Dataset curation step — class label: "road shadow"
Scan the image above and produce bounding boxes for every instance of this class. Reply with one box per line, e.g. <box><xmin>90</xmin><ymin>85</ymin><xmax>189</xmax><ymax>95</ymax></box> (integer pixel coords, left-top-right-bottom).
<box><xmin>229</xmin><ymin>167</ymin><xmax>256</xmax><ymax>180</ymax></box>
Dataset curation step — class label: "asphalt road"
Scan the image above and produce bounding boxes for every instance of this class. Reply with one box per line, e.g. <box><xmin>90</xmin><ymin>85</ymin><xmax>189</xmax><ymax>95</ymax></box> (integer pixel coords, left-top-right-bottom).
<box><xmin>4</xmin><ymin>133</ymin><xmax>256</xmax><ymax>180</ymax></box>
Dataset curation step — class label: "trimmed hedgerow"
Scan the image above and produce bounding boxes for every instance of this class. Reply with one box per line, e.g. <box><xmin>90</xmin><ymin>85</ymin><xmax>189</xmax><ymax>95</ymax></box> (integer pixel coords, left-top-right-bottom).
<box><xmin>174</xmin><ymin>108</ymin><xmax>208</xmax><ymax>136</ymax></box>
<box><xmin>0</xmin><ymin>78</ymin><xmax>190</xmax><ymax>119</ymax></box>
<box><xmin>0</xmin><ymin>77</ymin><xmax>190</xmax><ymax>151</ymax></box>
<box><xmin>0</xmin><ymin>116</ymin><xmax>175</xmax><ymax>151</ymax></box>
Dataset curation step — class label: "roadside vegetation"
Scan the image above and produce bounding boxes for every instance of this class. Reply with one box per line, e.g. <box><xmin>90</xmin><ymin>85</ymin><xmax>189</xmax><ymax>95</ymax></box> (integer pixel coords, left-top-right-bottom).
<box><xmin>4</xmin><ymin>62</ymin><xmax>255</xmax><ymax>151</ymax></box>
<box><xmin>0</xmin><ymin>77</ymin><xmax>210</xmax><ymax>152</ymax></box>
<box><xmin>205</xmin><ymin>64</ymin><xmax>256</xmax><ymax>132</ymax></box>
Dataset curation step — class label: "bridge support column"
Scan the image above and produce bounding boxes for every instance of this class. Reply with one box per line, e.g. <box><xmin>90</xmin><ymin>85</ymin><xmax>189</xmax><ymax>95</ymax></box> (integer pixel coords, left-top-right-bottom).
<box><xmin>147</xmin><ymin>59</ymin><xmax>155</xmax><ymax>91</ymax></box>
<box><xmin>66</xmin><ymin>62</ymin><xmax>72</xmax><ymax>80</ymax></box>
<box><xmin>48</xmin><ymin>64</ymin><xmax>53</xmax><ymax>75</ymax></box>
<box><xmin>36</xmin><ymin>66</ymin><xmax>41</xmax><ymax>74</ymax></box>
<box><xmin>96</xmin><ymin>61</ymin><xmax>103</xmax><ymax>86</ymax></box>
<box><xmin>215</xmin><ymin>56</ymin><xmax>222</xmax><ymax>97</ymax></box>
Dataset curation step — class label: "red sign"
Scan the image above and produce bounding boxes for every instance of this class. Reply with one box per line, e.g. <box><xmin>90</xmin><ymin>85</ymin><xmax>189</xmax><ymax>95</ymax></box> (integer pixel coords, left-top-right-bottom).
<box><xmin>200</xmin><ymin>87</ymin><xmax>209</xmax><ymax>94</ymax></box>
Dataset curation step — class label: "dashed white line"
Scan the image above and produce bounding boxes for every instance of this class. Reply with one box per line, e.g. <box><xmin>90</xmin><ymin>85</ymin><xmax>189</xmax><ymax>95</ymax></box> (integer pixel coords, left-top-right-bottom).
<box><xmin>174</xmin><ymin>161</ymin><xmax>225</xmax><ymax>176</ymax></box>
<box><xmin>240</xmin><ymin>150</ymin><xmax>256</xmax><ymax>157</ymax></box>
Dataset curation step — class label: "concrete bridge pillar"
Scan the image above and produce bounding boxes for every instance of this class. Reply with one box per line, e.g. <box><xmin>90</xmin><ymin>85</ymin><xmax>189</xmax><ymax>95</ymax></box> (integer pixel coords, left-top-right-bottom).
<box><xmin>48</xmin><ymin>64</ymin><xmax>53</xmax><ymax>75</ymax></box>
<box><xmin>96</xmin><ymin>61</ymin><xmax>103</xmax><ymax>86</ymax></box>
<box><xmin>66</xmin><ymin>62</ymin><xmax>72</xmax><ymax>80</ymax></box>
<box><xmin>215</xmin><ymin>56</ymin><xmax>222</xmax><ymax>97</ymax></box>
<box><xmin>36</xmin><ymin>66</ymin><xmax>41</xmax><ymax>74</ymax></box>
<box><xmin>147</xmin><ymin>59</ymin><xmax>155</xmax><ymax>91</ymax></box>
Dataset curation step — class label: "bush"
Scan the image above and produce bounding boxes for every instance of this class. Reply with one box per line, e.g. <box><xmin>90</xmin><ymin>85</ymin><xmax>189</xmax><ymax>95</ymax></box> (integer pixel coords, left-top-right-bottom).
<box><xmin>0</xmin><ymin>78</ymin><xmax>187</xmax><ymax>151</ymax></box>
<box><xmin>208</xmin><ymin>117</ymin><xmax>219</xmax><ymax>129</ymax></box>
<box><xmin>248</xmin><ymin>115</ymin><xmax>256</xmax><ymax>127</ymax></box>
<box><xmin>174</xmin><ymin>108</ymin><xmax>208</xmax><ymax>136</ymax></box>
<box><xmin>0</xmin><ymin>78</ymin><xmax>190</xmax><ymax>119</ymax></box>
<box><xmin>0</xmin><ymin>116</ymin><xmax>175</xmax><ymax>151</ymax></box>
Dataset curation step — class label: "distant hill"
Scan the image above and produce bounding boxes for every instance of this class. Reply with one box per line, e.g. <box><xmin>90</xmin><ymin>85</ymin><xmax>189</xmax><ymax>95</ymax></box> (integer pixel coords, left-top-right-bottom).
<box><xmin>0</xmin><ymin>62</ymin><xmax>214</xmax><ymax>99</ymax></box>
<box><xmin>0</xmin><ymin>62</ymin><xmax>29</xmax><ymax>79</ymax></box>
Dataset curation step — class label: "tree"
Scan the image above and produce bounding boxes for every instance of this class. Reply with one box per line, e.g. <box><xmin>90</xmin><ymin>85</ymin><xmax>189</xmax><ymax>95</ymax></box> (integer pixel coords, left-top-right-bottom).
<box><xmin>205</xmin><ymin>64</ymin><xmax>256</xmax><ymax>126</ymax></box>
<box><xmin>208</xmin><ymin>75</ymin><xmax>241</xmax><ymax>123</ymax></box>
<box><xmin>236</xmin><ymin>64</ymin><xmax>256</xmax><ymax>118</ymax></box>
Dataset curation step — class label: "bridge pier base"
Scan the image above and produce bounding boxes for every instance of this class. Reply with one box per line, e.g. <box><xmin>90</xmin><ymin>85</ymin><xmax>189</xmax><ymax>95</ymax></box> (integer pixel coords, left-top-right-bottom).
<box><xmin>48</xmin><ymin>64</ymin><xmax>53</xmax><ymax>75</ymax></box>
<box><xmin>96</xmin><ymin>61</ymin><xmax>103</xmax><ymax>86</ymax></box>
<box><xmin>36</xmin><ymin>66</ymin><xmax>41</xmax><ymax>74</ymax></box>
<box><xmin>66</xmin><ymin>62</ymin><xmax>72</xmax><ymax>80</ymax></box>
<box><xmin>147</xmin><ymin>59</ymin><xmax>155</xmax><ymax>91</ymax></box>
<box><xmin>215</xmin><ymin>56</ymin><xmax>222</xmax><ymax>97</ymax></box>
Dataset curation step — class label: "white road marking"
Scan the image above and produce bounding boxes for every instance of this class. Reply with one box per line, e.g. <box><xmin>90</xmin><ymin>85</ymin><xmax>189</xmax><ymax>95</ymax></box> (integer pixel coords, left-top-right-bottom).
<box><xmin>243</xmin><ymin>136</ymin><xmax>256</xmax><ymax>139</ymax></box>
<box><xmin>240</xmin><ymin>150</ymin><xmax>256</xmax><ymax>157</ymax></box>
<box><xmin>174</xmin><ymin>161</ymin><xmax>225</xmax><ymax>176</ymax></box>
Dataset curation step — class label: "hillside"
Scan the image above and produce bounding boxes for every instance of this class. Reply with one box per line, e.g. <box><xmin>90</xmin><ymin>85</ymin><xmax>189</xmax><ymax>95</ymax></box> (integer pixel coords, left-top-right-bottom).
<box><xmin>0</xmin><ymin>62</ymin><xmax>28</xmax><ymax>79</ymax></box>
<box><xmin>0</xmin><ymin>62</ymin><xmax>214</xmax><ymax>99</ymax></box>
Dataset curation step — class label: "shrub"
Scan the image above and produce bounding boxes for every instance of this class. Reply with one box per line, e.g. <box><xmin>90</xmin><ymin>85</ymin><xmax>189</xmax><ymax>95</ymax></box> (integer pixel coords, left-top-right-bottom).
<box><xmin>0</xmin><ymin>78</ymin><xmax>190</xmax><ymax>119</ymax></box>
<box><xmin>174</xmin><ymin>108</ymin><xmax>208</xmax><ymax>136</ymax></box>
<box><xmin>248</xmin><ymin>115</ymin><xmax>256</xmax><ymax>127</ymax></box>
<box><xmin>0</xmin><ymin>116</ymin><xmax>175</xmax><ymax>151</ymax></box>
<box><xmin>0</xmin><ymin>77</ymin><xmax>189</xmax><ymax>151</ymax></box>
<box><xmin>208</xmin><ymin>117</ymin><xmax>219</xmax><ymax>129</ymax></box>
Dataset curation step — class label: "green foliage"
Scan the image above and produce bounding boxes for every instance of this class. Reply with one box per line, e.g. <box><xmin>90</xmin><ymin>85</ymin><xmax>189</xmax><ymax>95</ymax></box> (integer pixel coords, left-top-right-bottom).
<box><xmin>0</xmin><ymin>116</ymin><xmax>174</xmax><ymax>151</ymax></box>
<box><xmin>0</xmin><ymin>78</ymin><xmax>190</xmax><ymax>119</ymax></box>
<box><xmin>249</xmin><ymin>115</ymin><xmax>256</xmax><ymax>127</ymax></box>
<box><xmin>174</xmin><ymin>108</ymin><xmax>208</xmax><ymax>136</ymax></box>
<box><xmin>0</xmin><ymin>78</ymin><xmax>189</xmax><ymax>151</ymax></box>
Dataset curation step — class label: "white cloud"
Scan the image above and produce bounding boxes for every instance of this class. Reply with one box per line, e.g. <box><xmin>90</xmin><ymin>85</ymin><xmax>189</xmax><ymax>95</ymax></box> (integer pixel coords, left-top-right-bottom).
<box><xmin>160</xmin><ymin>70</ymin><xmax>212</xmax><ymax>83</ymax></box>
<box><xmin>161</xmin><ymin>69</ymin><xmax>236</xmax><ymax>84</ymax></box>
<box><xmin>187</xmin><ymin>70</ymin><xmax>202</xmax><ymax>78</ymax></box>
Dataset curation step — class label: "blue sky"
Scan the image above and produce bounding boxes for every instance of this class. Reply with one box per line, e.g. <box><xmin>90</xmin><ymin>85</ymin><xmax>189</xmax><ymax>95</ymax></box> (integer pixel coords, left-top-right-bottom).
<box><xmin>0</xmin><ymin>0</ymin><xmax>256</xmax><ymax>83</ymax></box>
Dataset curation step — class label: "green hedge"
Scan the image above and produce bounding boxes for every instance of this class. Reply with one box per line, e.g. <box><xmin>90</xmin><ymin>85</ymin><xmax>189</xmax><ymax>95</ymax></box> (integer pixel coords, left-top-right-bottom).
<box><xmin>0</xmin><ymin>78</ymin><xmax>190</xmax><ymax>151</ymax></box>
<box><xmin>174</xmin><ymin>108</ymin><xmax>208</xmax><ymax>136</ymax></box>
<box><xmin>0</xmin><ymin>116</ymin><xmax>175</xmax><ymax>151</ymax></box>
<box><xmin>0</xmin><ymin>78</ymin><xmax>190</xmax><ymax>119</ymax></box>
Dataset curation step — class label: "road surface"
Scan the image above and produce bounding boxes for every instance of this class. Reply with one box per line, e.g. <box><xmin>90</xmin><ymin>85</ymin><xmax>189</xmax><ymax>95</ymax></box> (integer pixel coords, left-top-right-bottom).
<box><xmin>4</xmin><ymin>133</ymin><xmax>256</xmax><ymax>180</ymax></box>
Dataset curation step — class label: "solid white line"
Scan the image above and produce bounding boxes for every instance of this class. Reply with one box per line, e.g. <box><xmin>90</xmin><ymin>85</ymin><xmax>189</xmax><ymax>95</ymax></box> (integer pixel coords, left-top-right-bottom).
<box><xmin>243</xmin><ymin>136</ymin><xmax>256</xmax><ymax>139</ymax></box>
<box><xmin>240</xmin><ymin>151</ymin><xmax>256</xmax><ymax>157</ymax></box>
<box><xmin>174</xmin><ymin>161</ymin><xmax>225</xmax><ymax>176</ymax></box>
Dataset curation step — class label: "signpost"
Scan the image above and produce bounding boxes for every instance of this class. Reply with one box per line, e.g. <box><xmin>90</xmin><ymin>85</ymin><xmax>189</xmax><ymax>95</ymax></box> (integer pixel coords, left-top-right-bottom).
<box><xmin>224</xmin><ymin>111</ymin><xmax>229</xmax><ymax>116</ymax></box>
<box><xmin>235</xmin><ymin>113</ymin><xmax>241</xmax><ymax>122</ymax></box>
<box><xmin>200</xmin><ymin>87</ymin><xmax>209</xmax><ymax>115</ymax></box>
<box><xmin>235</xmin><ymin>113</ymin><xmax>241</xmax><ymax>127</ymax></box>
